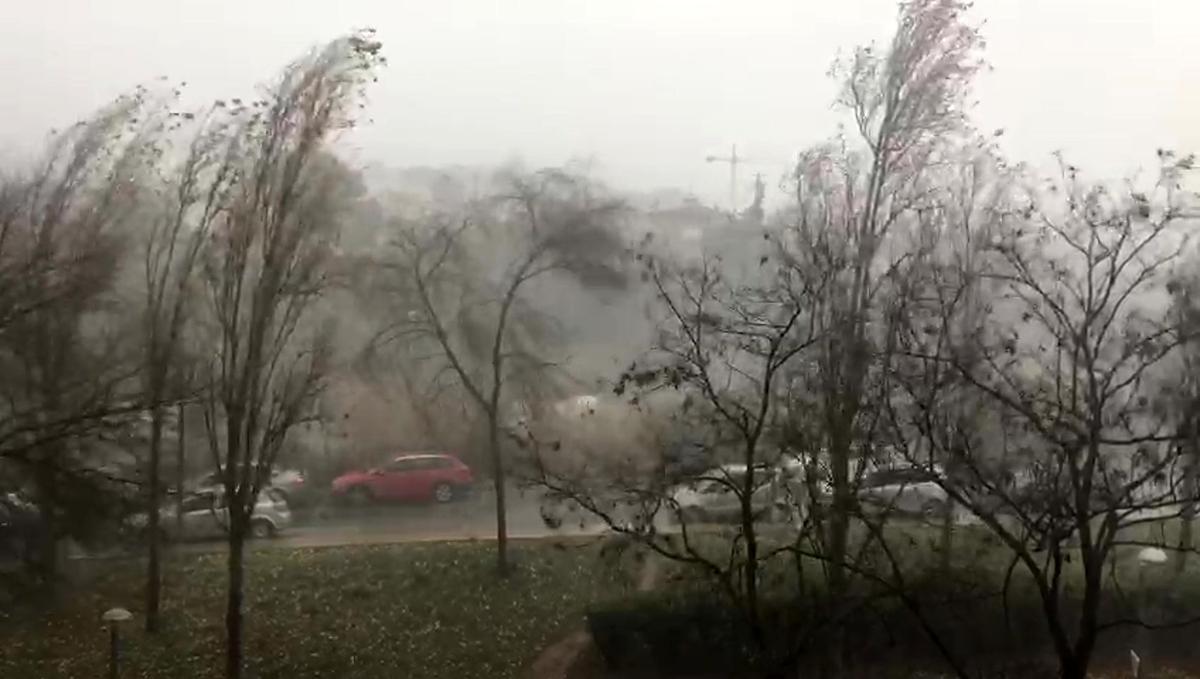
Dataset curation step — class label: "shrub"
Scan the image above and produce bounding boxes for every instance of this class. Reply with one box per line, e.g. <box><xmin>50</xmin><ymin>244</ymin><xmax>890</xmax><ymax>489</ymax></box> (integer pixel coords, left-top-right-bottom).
<box><xmin>588</xmin><ymin>592</ymin><xmax>782</xmax><ymax>675</ymax></box>
<box><xmin>586</xmin><ymin>568</ymin><xmax>1059</xmax><ymax>678</ymax></box>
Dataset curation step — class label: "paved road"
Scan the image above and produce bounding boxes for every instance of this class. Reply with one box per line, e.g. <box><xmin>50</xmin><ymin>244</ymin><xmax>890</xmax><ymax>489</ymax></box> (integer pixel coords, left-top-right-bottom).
<box><xmin>281</xmin><ymin>486</ymin><xmax>605</xmax><ymax>547</ymax></box>
<box><xmin>69</xmin><ymin>483</ymin><xmax>796</xmax><ymax>559</ymax></box>
<box><xmin>149</xmin><ymin>484</ymin><xmax>612</xmax><ymax>556</ymax></box>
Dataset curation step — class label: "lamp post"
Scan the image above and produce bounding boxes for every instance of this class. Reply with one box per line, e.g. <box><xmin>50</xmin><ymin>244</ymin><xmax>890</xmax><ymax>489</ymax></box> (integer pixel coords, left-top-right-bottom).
<box><xmin>102</xmin><ymin>607</ymin><xmax>132</xmax><ymax>679</ymax></box>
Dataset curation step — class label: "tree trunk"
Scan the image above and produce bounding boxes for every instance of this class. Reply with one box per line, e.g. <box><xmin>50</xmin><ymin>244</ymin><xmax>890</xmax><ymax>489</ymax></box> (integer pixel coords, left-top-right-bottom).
<box><xmin>1179</xmin><ymin>493</ymin><xmax>1194</xmax><ymax>574</ymax></box>
<box><xmin>145</xmin><ymin>405</ymin><xmax>164</xmax><ymax>633</ymax></box>
<box><xmin>34</xmin><ymin>460</ymin><xmax>59</xmax><ymax>584</ymax></box>
<box><xmin>1177</xmin><ymin>429</ymin><xmax>1198</xmax><ymax>575</ymax></box>
<box><xmin>36</xmin><ymin>502</ymin><xmax>58</xmax><ymax>582</ymax></box>
<box><xmin>176</xmin><ymin>401</ymin><xmax>186</xmax><ymax>535</ymax></box>
<box><xmin>827</xmin><ymin>434</ymin><xmax>852</xmax><ymax>595</ymax></box>
<box><xmin>1065</xmin><ymin>566</ymin><xmax>1101</xmax><ymax>679</ymax></box>
<box><xmin>1037</xmin><ymin>569</ymin><xmax>1081</xmax><ymax>679</ymax></box>
<box><xmin>225</xmin><ymin>524</ymin><xmax>246</xmax><ymax>679</ymax></box>
<box><xmin>740</xmin><ymin>437</ymin><xmax>764</xmax><ymax>647</ymax></box>
<box><xmin>489</xmin><ymin>414</ymin><xmax>509</xmax><ymax>575</ymax></box>
<box><xmin>940</xmin><ymin>498</ymin><xmax>955</xmax><ymax>574</ymax></box>
<box><xmin>741</xmin><ymin>484</ymin><xmax>763</xmax><ymax>647</ymax></box>
<box><xmin>1060</xmin><ymin>658</ymin><xmax>1086</xmax><ymax>679</ymax></box>
<box><xmin>825</xmin><ymin>428</ymin><xmax>854</xmax><ymax>675</ymax></box>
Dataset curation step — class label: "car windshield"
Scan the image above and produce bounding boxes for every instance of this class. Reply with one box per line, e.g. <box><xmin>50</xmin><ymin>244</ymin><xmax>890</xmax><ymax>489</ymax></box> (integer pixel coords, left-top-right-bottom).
<box><xmin>864</xmin><ymin>468</ymin><xmax>934</xmax><ymax>488</ymax></box>
<box><xmin>698</xmin><ymin>476</ymin><xmax>738</xmax><ymax>494</ymax></box>
<box><xmin>180</xmin><ymin>494</ymin><xmax>214</xmax><ymax>513</ymax></box>
<box><xmin>693</xmin><ymin>466</ymin><xmax>780</xmax><ymax>494</ymax></box>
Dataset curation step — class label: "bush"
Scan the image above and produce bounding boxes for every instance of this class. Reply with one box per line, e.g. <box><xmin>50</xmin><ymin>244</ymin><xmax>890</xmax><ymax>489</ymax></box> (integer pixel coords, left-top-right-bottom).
<box><xmin>588</xmin><ymin>592</ymin><xmax>782</xmax><ymax>675</ymax></box>
<box><xmin>586</xmin><ymin>569</ymin><xmax>1056</xmax><ymax>678</ymax></box>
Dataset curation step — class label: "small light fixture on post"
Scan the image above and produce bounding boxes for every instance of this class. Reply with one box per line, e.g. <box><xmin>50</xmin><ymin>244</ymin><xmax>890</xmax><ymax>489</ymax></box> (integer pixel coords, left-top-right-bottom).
<box><xmin>102</xmin><ymin>607</ymin><xmax>133</xmax><ymax>679</ymax></box>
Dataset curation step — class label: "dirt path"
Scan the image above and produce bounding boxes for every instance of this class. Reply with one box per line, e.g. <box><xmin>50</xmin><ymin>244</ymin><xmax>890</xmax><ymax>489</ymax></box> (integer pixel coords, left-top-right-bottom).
<box><xmin>529</xmin><ymin>547</ymin><xmax>661</xmax><ymax>679</ymax></box>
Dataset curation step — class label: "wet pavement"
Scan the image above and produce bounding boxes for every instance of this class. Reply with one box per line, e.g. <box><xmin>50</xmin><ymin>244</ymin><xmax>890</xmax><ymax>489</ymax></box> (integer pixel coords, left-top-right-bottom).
<box><xmin>274</xmin><ymin>484</ymin><xmax>608</xmax><ymax>549</ymax></box>
<box><xmin>142</xmin><ymin>483</ymin><xmax>611</xmax><ymax>555</ymax></box>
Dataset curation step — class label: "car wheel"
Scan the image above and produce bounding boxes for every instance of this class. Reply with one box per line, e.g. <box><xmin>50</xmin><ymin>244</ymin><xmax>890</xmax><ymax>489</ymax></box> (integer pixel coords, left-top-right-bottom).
<box><xmin>433</xmin><ymin>483</ymin><xmax>454</xmax><ymax>503</ymax></box>
<box><xmin>347</xmin><ymin>486</ymin><xmax>373</xmax><ymax>507</ymax></box>
<box><xmin>249</xmin><ymin>520</ymin><xmax>274</xmax><ymax>540</ymax></box>
<box><xmin>678</xmin><ymin>507</ymin><xmax>706</xmax><ymax>525</ymax></box>
<box><xmin>921</xmin><ymin>498</ymin><xmax>948</xmax><ymax>517</ymax></box>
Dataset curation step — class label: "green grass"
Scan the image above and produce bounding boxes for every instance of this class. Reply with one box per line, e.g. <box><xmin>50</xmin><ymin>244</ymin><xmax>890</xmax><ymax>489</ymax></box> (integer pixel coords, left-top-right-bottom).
<box><xmin>0</xmin><ymin>540</ymin><xmax>633</xmax><ymax>679</ymax></box>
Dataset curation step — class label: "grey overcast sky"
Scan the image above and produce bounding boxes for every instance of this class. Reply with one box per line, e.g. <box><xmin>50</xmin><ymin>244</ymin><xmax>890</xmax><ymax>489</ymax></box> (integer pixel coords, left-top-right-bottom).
<box><xmin>1</xmin><ymin>0</ymin><xmax>1196</xmax><ymax>205</ymax></box>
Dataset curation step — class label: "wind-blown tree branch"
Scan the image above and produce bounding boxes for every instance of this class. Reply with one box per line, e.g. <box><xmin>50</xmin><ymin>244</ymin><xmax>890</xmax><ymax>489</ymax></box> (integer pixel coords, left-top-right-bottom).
<box><xmin>380</xmin><ymin>168</ymin><xmax>625</xmax><ymax>575</ymax></box>
<box><xmin>194</xmin><ymin>32</ymin><xmax>383</xmax><ymax>679</ymax></box>
<box><xmin>523</xmin><ymin>238</ymin><xmax>826</xmax><ymax>654</ymax></box>
<box><xmin>138</xmin><ymin>104</ymin><xmax>238</xmax><ymax>632</ymax></box>
<box><xmin>0</xmin><ymin>93</ymin><xmax>160</xmax><ymax>580</ymax></box>
<box><xmin>893</xmin><ymin>152</ymin><xmax>1197</xmax><ymax>679</ymax></box>
<box><xmin>784</xmin><ymin>0</ymin><xmax>986</xmax><ymax>593</ymax></box>
<box><xmin>521</xmin><ymin>238</ymin><xmax>980</xmax><ymax>678</ymax></box>
<box><xmin>1163</xmin><ymin>261</ymin><xmax>1200</xmax><ymax>572</ymax></box>
<box><xmin>876</xmin><ymin>136</ymin><xmax>1013</xmax><ymax>572</ymax></box>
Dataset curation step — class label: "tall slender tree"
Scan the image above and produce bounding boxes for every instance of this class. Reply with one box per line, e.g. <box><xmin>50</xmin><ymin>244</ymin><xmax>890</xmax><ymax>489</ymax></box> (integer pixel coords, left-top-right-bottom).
<box><xmin>787</xmin><ymin>0</ymin><xmax>986</xmax><ymax>593</ymax></box>
<box><xmin>139</xmin><ymin>104</ymin><xmax>236</xmax><ymax>632</ymax></box>
<box><xmin>0</xmin><ymin>94</ymin><xmax>157</xmax><ymax>580</ymax></box>
<box><xmin>193</xmin><ymin>32</ymin><xmax>383</xmax><ymax>678</ymax></box>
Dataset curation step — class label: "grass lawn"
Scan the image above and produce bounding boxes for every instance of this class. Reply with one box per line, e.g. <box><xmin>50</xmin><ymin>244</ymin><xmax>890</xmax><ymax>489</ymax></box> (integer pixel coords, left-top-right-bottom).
<box><xmin>0</xmin><ymin>539</ymin><xmax>633</xmax><ymax>678</ymax></box>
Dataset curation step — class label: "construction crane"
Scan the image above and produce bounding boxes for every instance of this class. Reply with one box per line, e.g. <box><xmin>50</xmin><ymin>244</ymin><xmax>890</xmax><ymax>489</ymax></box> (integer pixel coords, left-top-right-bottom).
<box><xmin>705</xmin><ymin>144</ymin><xmax>742</xmax><ymax>213</ymax></box>
<box><xmin>706</xmin><ymin>145</ymin><xmax>788</xmax><ymax>216</ymax></box>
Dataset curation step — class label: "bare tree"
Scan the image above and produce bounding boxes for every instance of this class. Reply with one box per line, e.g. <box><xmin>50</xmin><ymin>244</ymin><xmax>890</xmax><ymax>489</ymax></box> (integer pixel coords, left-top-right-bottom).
<box><xmin>138</xmin><ymin>105</ymin><xmax>237</xmax><ymax>632</ymax></box>
<box><xmin>891</xmin><ymin>153</ymin><xmax>1198</xmax><ymax>679</ymax></box>
<box><xmin>193</xmin><ymin>32</ymin><xmax>383</xmax><ymax>679</ymax></box>
<box><xmin>521</xmin><ymin>236</ymin><xmax>985</xmax><ymax>678</ymax></box>
<box><xmin>520</xmin><ymin>229</ymin><xmax>826</xmax><ymax>642</ymax></box>
<box><xmin>874</xmin><ymin>137</ymin><xmax>1013</xmax><ymax>572</ymax></box>
<box><xmin>788</xmin><ymin>0</ymin><xmax>986</xmax><ymax>593</ymax></box>
<box><xmin>0</xmin><ymin>94</ymin><xmax>159</xmax><ymax>579</ymax></box>
<box><xmin>1164</xmin><ymin>267</ymin><xmax>1200</xmax><ymax>572</ymax></box>
<box><xmin>376</xmin><ymin>168</ymin><xmax>625</xmax><ymax>575</ymax></box>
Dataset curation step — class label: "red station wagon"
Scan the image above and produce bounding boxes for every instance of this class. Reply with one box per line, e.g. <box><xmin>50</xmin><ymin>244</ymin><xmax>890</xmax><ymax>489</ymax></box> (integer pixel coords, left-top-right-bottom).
<box><xmin>331</xmin><ymin>453</ymin><xmax>474</xmax><ymax>504</ymax></box>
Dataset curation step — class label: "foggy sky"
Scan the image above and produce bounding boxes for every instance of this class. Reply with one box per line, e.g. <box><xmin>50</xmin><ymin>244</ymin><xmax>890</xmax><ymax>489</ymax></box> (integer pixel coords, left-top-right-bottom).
<box><xmin>1</xmin><ymin>0</ymin><xmax>1196</xmax><ymax>206</ymax></box>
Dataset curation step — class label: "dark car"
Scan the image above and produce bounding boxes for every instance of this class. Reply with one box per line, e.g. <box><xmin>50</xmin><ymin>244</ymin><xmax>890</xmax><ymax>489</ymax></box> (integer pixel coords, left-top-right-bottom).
<box><xmin>0</xmin><ymin>493</ymin><xmax>44</xmax><ymax>567</ymax></box>
<box><xmin>663</xmin><ymin>440</ymin><xmax>713</xmax><ymax>481</ymax></box>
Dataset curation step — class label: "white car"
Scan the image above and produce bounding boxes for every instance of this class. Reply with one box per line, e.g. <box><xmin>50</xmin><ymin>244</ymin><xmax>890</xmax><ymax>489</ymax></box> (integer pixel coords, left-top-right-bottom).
<box><xmin>189</xmin><ymin>467</ymin><xmax>309</xmax><ymax>505</ymax></box>
<box><xmin>132</xmin><ymin>488</ymin><xmax>292</xmax><ymax>541</ymax></box>
<box><xmin>669</xmin><ymin>464</ymin><xmax>794</xmax><ymax>524</ymax></box>
<box><xmin>857</xmin><ymin>466</ymin><xmax>949</xmax><ymax>516</ymax></box>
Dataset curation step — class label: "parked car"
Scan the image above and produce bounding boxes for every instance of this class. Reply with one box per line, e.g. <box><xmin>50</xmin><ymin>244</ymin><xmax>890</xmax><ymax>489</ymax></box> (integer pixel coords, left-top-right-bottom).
<box><xmin>668</xmin><ymin>463</ymin><xmax>797</xmax><ymax>524</ymax></box>
<box><xmin>189</xmin><ymin>467</ymin><xmax>309</xmax><ymax>505</ymax></box>
<box><xmin>857</xmin><ymin>465</ymin><xmax>948</xmax><ymax>517</ymax></box>
<box><xmin>0</xmin><ymin>492</ymin><xmax>43</xmax><ymax>566</ymax></box>
<box><xmin>767</xmin><ymin>454</ymin><xmax>863</xmax><ymax>510</ymax></box>
<box><xmin>129</xmin><ymin>487</ymin><xmax>292</xmax><ymax>541</ymax></box>
<box><xmin>662</xmin><ymin>439</ymin><xmax>713</xmax><ymax>480</ymax></box>
<box><xmin>331</xmin><ymin>453</ymin><xmax>474</xmax><ymax>505</ymax></box>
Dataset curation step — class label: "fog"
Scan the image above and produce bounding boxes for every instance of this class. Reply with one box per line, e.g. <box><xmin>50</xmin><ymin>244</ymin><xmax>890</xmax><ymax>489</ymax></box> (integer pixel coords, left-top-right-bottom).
<box><xmin>2</xmin><ymin>0</ymin><xmax>1198</xmax><ymax>205</ymax></box>
<box><xmin>4</xmin><ymin>4</ymin><xmax>1200</xmax><ymax>679</ymax></box>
